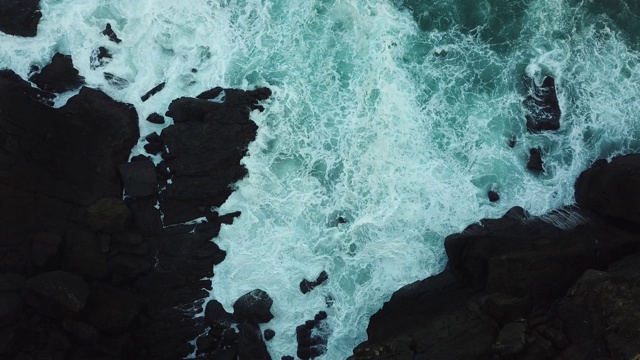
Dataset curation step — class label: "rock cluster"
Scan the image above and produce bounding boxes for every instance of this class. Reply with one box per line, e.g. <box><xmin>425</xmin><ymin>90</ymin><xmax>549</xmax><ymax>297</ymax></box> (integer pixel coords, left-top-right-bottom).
<box><xmin>350</xmin><ymin>154</ymin><xmax>640</xmax><ymax>360</ymax></box>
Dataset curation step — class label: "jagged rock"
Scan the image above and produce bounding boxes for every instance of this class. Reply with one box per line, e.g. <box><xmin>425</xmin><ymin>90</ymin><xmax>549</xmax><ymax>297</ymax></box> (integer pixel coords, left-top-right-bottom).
<box><xmin>64</xmin><ymin>227</ymin><xmax>109</xmax><ymax>279</ymax></box>
<box><xmin>205</xmin><ymin>299</ymin><xmax>233</xmax><ymax>327</ymax></box>
<box><xmin>523</xmin><ymin>76</ymin><xmax>561</xmax><ymax>132</ymax></box>
<box><xmin>237</xmin><ymin>322</ymin><xmax>271</xmax><ymax>360</ymax></box>
<box><xmin>0</xmin><ymin>0</ymin><xmax>41</xmax><ymax>37</ymax></box>
<box><xmin>85</xmin><ymin>198</ymin><xmax>131</xmax><ymax>233</ymax></box>
<box><xmin>31</xmin><ymin>232</ymin><xmax>63</xmax><ymax>269</ymax></box>
<box><xmin>85</xmin><ymin>282</ymin><xmax>143</xmax><ymax>330</ymax></box>
<box><xmin>119</xmin><ymin>158</ymin><xmax>158</xmax><ymax>198</ymax></box>
<box><xmin>90</xmin><ymin>46</ymin><xmax>112</xmax><ymax>69</ymax></box>
<box><xmin>141</xmin><ymin>82</ymin><xmax>166</xmax><ymax>102</ymax></box>
<box><xmin>102</xmin><ymin>23</ymin><xmax>122</xmax><ymax>43</ymax></box>
<box><xmin>527</xmin><ymin>148</ymin><xmax>543</xmax><ymax>172</ymax></box>
<box><xmin>24</xmin><ymin>270</ymin><xmax>90</xmax><ymax>317</ymax></box>
<box><xmin>233</xmin><ymin>289</ymin><xmax>274</xmax><ymax>324</ymax></box>
<box><xmin>300</xmin><ymin>270</ymin><xmax>329</xmax><ymax>294</ymax></box>
<box><xmin>296</xmin><ymin>311</ymin><xmax>329</xmax><ymax>360</ymax></box>
<box><xmin>146</xmin><ymin>113</ymin><xmax>165</xmax><ymax>124</ymax></box>
<box><xmin>264</xmin><ymin>329</ymin><xmax>275</xmax><ymax>341</ymax></box>
<box><xmin>29</xmin><ymin>53</ymin><xmax>85</xmax><ymax>93</ymax></box>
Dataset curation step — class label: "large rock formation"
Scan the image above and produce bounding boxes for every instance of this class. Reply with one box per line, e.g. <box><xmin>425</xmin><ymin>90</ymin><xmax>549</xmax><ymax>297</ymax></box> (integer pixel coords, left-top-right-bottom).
<box><xmin>0</xmin><ymin>0</ymin><xmax>41</xmax><ymax>37</ymax></box>
<box><xmin>351</xmin><ymin>155</ymin><xmax>640</xmax><ymax>360</ymax></box>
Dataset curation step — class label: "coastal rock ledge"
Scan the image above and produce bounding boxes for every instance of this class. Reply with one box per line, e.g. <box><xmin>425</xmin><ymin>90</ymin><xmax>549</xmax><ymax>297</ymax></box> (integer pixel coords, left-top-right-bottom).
<box><xmin>350</xmin><ymin>155</ymin><xmax>640</xmax><ymax>360</ymax></box>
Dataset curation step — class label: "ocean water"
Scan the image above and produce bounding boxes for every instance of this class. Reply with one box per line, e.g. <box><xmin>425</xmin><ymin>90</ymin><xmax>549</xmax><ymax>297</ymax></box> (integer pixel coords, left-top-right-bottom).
<box><xmin>2</xmin><ymin>0</ymin><xmax>640</xmax><ymax>358</ymax></box>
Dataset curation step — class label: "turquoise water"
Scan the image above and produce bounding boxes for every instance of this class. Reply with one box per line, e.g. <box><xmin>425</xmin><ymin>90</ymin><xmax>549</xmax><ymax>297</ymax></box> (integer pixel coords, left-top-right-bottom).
<box><xmin>1</xmin><ymin>0</ymin><xmax>640</xmax><ymax>358</ymax></box>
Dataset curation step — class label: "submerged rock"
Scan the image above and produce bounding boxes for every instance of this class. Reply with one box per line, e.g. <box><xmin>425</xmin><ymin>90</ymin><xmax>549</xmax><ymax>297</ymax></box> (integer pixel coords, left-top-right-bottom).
<box><xmin>0</xmin><ymin>0</ymin><xmax>41</xmax><ymax>37</ymax></box>
<box><xmin>523</xmin><ymin>76</ymin><xmax>561</xmax><ymax>132</ymax></box>
<box><xmin>90</xmin><ymin>46</ymin><xmax>112</xmax><ymax>69</ymax></box>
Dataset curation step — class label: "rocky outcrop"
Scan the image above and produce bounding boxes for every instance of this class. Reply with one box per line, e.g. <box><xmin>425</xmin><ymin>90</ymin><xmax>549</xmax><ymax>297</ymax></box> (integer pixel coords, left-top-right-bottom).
<box><xmin>524</xmin><ymin>76</ymin><xmax>561</xmax><ymax>132</ymax></box>
<box><xmin>30</xmin><ymin>53</ymin><xmax>85</xmax><ymax>93</ymax></box>
<box><xmin>351</xmin><ymin>155</ymin><xmax>640</xmax><ymax>360</ymax></box>
<box><xmin>0</xmin><ymin>0</ymin><xmax>41</xmax><ymax>37</ymax></box>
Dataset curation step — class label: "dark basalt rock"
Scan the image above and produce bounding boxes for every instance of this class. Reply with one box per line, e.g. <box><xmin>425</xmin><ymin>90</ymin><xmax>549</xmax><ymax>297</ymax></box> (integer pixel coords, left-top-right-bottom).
<box><xmin>523</xmin><ymin>76</ymin><xmax>561</xmax><ymax>132</ymax></box>
<box><xmin>527</xmin><ymin>147</ymin><xmax>543</xmax><ymax>172</ymax></box>
<box><xmin>141</xmin><ymin>82</ymin><xmax>166</xmax><ymax>102</ymax></box>
<box><xmin>144</xmin><ymin>132</ymin><xmax>163</xmax><ymax>155</ymax></box>
<box><xmin>90</xmin><ymin>46</ymin><xmax>112</xmax><ymax>69</ymax></box>
<box><xmin>102</xmin><ymin>23</ymin><xmax>122</xmax><ymax>43</ymax></box>
<box><xmin>204</xmin><ymin>299</ymin><xmax>233</xmax><ymax>327</ymax></box>
<box><xmin>24</xmin><ymin>270</ymin><xmax>90</xmax><ymax>317</ymax></box>
<box><xmin>118</xmin><ymin>158</ymin><xmax>158</xmax><ymax>198</ymax></box>
<box><xmin>158</xmin><ymin>87</ymin><xmax>270</xmax><ymax>224</ymax></box>
<box><xmin>296</xmin><ymin>311</ymin><xmax>329</xmax><ymax>360</ymax></box>
<box><xmin>146</xmin><ymin>112</ymin><xmax>165</xmax><ymax>124</ymax></box>
<box><xmin>233</xmin><ymin>289</ymin><xmax>274</xmax><ymax>324</ymax></box>
<box><xmin>264</xmin><ymin>329</ymin><xmax>275</xmax><ymax>341</ymax></box>
<box><xmin>300</xmin><ymin>270</ymin><xmax>329</xmax><ymax>294</ymax></box>
<box><xmin>0</xmin><ymin>0</ymin><xmax>41</xmax><ymax>37</ymax></box>
<box><xmin>237</xmin><ymin>322</ymin><xmax>271</xmax><ymax>360</ymax></box>
<box><xmin>488</xmin><ymin>190</ymin><xmax>500</xmax><ymax>202</ymax></box>
<box><xmin>30</xmin><ymin>53</ymin><xmax>85</xmax><ymax>93</ymax></box>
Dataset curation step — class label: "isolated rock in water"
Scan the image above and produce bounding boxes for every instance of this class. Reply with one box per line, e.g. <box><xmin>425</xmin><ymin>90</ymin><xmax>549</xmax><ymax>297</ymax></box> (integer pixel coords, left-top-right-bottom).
<box><xmin>29</xmin><ymin>53</ymin><xmax>85</xmax><ymax>93</ymax></box>
<box><xmin>24</xmin><ymin>271</ymin><xmax>90</xmax><ymax>317</ymax></box>
<box><xmin>575</xmin><ymin>154</ymin><xmax>640</xmax><ymax>225</ymax></box>
<box><xmin>90</xmin><ymin>46</ymin><xmax>112</xmax><ymax>69</ymax></box>
<box><xmin>233</xmin><ymin>289</ymin><xmax>274</xmax><ymax>324</ymax></box>
<box><xmin>146</xmin><ymin>112</ymin><xmax>165</xmax><ymax>124</ymax></box>
<box><xmin>102</xmin><ymin>23</ymin><xmax>122</xmax><ymax>43</ymax></box>
<box><xmin>85</xmin><ymin>198</ymin><xmax>131</xmax><ymax>233</ymax></box>
<box><xmin>300</xmin><ymin>270</ymin><xmax>329</xmax><ymax>294</ymax></box>
<box><xmin>0</xmin><ymin>0</ymin><xmax>41</xmax><ymax>37</ymax></box>
<box><xmin>527</xmin><ymin>148</ymin><xmax>543</xmax><ymax>172</ymax></box>
<box><xmin>141</xmin><ymin>82</ymin><xmax>166</xmax><ymax>102</ymax></box>
<box><xmin>488</xmin><ymin>190</ymin><xmax>500</xmax><ymax>202</ymax></box>
<box><xmin>264</xmin><ymin>329</ymin><xmax>275</xmax><ymax>341</ymax></box>
<box><xmin>523</xmin><ymin>76</ymin><xmax>561</xmax><ymax>132</ymax></box>
<box><xmin>119</xmin><ymin>158</ymin><xmax>158</xmax><ymax>198</ymax></box>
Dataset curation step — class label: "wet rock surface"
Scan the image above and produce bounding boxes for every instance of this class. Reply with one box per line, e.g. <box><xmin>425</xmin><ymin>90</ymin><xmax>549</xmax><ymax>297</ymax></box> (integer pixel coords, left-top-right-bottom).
<box><xmin>0</xmin><ymin>0</ymin><xmax>41</xmax><ymax>37</ymax></box>
<box><xmin>350</xmin><ymin>155</ymin><xmax>640</xmax><ymax>360</ymax></box>
<box><xmin>29</xmin><ymin>53</ymin><xmax>85</xmax><ymax>93</ymax></box>
<box><xmin>0</xmin><ymin>60</ymin><xmax>270</xmax><ymax>360</ymax></box>
<box><xmin>524</xmin><ymin>76</ymin><xmax>561</xmax><ymax>132</ymax></box>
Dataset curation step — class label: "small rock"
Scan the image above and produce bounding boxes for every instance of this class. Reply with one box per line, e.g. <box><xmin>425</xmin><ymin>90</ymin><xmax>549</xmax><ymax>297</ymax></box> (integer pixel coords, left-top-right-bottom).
<box><xmin>300</xmin><ymin>271</ymin><xmax>329</xmax><ymax>294</ymax></box>
<box><xmin>85</xmin><ymin>198</ymin><xmax>131</xmax><ymax>233</ymax></box>
<box><xmin>196</xmin><ymin>333</ymin><xmax>215</xmax><ymax>353</ymax></box>
<box><xmin>24</xmin><ymin>270</ymin><xmax>90</xmax><ymax>317</ymax></box>
<box><xmin>102</xmin><ymin>23</ymin><xmax>122</xmax><ymax>43</ymax></box>
<box><xmin>264</xmin><ymin>329</ymin><xmax>275</xmax><ymax>341</ymax></box>
<box><xmin>233</xmin><ymin>289</ymin><xmax>274</xmax><ymax>324</ymax></box>
<box><xmin>141</xmin><ymin>82</ymin><xmax>166</xmax><ymax>102</ymax></box>
<box><xmin>146</xmin><ymin>113</ymin><xmax>165</xmax><ymax>124</ymax></box>
<box><xmin>527</xmin><ymin>148</ymin><xmax>544</xmax><ymax>172</ymax></box>
<box><xmin>488</xmin><ymin>190</ymin><xmax>500</xmax><ymax>202</ymax></box>
<box><xmin>144</xmin><ymin>132</ymin><xmax>163</xmax><ymax>155</ymax></box>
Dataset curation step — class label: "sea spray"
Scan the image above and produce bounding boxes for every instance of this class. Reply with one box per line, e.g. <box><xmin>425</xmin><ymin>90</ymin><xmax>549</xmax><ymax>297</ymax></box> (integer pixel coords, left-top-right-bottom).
<box><xmin>1</xmin><ymin>0</ymin><xmax>640</xmax><ymax>358</ymax></box>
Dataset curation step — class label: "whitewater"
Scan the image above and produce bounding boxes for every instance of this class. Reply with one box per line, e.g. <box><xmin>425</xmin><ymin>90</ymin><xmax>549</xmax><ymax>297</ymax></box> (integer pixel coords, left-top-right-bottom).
<box><xmin>2</xmin><ymin>0</ymin><xmax>640</xmax><ymax>358</ymax></box>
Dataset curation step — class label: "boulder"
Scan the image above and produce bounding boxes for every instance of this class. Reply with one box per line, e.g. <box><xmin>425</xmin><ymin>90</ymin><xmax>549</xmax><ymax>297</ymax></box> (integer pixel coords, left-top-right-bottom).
<box><xmin>204</xmin><ymin>299</ymin><xmax>233</xmax><ymax>327</ymax></box>
<box><xmin>0</xmin><ymin>0</ymin><xmax>41</xmax><ymax>37</ymax></box>
<box><xmin>85</xmin><ymin>198</ymin><xmax>131</xmax><ymax>233</ymax></box>
<box><xmin>233</xmin><ymin>289</ymin><xmax>273</xmax><ymax>324</ymax></box>
<box><xmin>29</xmin><ymin>53</ymin><xmax>85</xmax><ymax>93</ymax></box>
<box><xmin>264</xmin><ymin>329</ymin><xmax>275</xmax><ymax>341</ymax></box>
<box><xmin>118</xmin><ymin>158</ymin><xmax>158</xmax><ymax>198</ymax></box>
<box><xmin>31</xmin><ymin>232</ymin><xmax>63</xmax><ymax>269</ymax></box>
<box><xmin>144</xmin><ymin>132</ymin><xmax>163</xmax><ymax>155</ymax></box>
<box><xmin>527</xmin><ymin>148</ymin><xmax>543</xmax><ymax>172</ymax></box>
<box><xmin>146</xmin><ymin>113</ymin><xmax>165</xmax><ymax>124</ymax></box>
<box><xmin>488</xmin><ymin>190</ymin><xmax>500</xmax><ymax>202</ymax></box>
<box><xmin>523</xmin><ymin>76</ymin><xmax>561</xmax><ymax>132</ymax></box>
<box><xmin>300</xmin><ymin>270</ymin><xmax>329</xmax><ymax>294</ymax></box>
<box><xmin>24</xmin><ymin>270</ymin><xmax>90</xmax><ymax>317</ymax></box>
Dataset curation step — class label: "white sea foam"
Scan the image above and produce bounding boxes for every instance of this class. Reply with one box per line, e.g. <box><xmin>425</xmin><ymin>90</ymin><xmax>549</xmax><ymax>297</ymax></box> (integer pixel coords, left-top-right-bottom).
<box><xmin>2</xmin><ymin>0</ymin><xmax>640</xmax><ymax>359</ymax></box>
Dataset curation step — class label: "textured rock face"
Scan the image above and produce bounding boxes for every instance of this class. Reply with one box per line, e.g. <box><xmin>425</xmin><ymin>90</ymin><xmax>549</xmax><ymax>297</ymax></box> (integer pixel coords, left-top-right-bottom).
<box><xmin>523</xmin><ymin>76</ymin><xmax>561</xmax><ymax>132</ymax></box>
<box><xmin>29</xmin><ymin>53</ymin><xmax>85</xmax><ymax>93</ymax></box>
<box><xmin>350</xmin><ymin>155</ymin><xmax>640</xmax><ymax>360</ymax></box>
<box><xmin>0</xmin><ymin>0</ymin><xmax>41</xmax><ymax>37</ymax></box>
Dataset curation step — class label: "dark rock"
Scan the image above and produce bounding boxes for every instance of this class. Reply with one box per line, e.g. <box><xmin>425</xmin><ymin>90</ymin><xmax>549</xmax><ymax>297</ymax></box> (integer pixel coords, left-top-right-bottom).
<box><xmin>144</xmin><ymin>132</ymin><xmax>163</xmax><ymax>155</ymax></box>
<box><xmin>85</xmin><ymin>198</ymin><xmax>131</xmax><ymax>233</ymax></box>
<box><xmin>196</xmin><ymin>333</ymin><xmax>215</xmax><ymax>353</ymax></box>
<box><xmin>146</xmin><ymin>113</ymin><xmax>165</xmax><ymax>124</ymax></box>
<box><xmin>523</xmin><ymin>76</ymin><xmax>561</xmax><ymax>132</ymax></box>
<box><xmin>233</xmin><ymin>289</ymin><xmax>274</xmax><ymax>324</ymax></box>
<box><xmin>237</xmin><ymin>322</ymin><xmax>271</xmax><ymax>360</ymax></box>
<box><xmin>111</xmin><ymin>229</ymin><xmax>143</xmax><ymax>246</ymax></box>
<box><xmin>29</xmin><ymin>53</ymin><xmax>85</xmax><ymax>93</ymax></box>
<box><xmin>104</xmin><ymin>72</ymin><xmax>130</xmax><ymax>89</ymax></box>
<box><xmin>300</xmin><ymin>270</ymin><xmax>329</xmax><ymax>294</ymax></box>
<box><xmin>296</xmin><ymin>312</ymin><xmax>329</xmax><ymax>360</ymax></box>
<box><xmin>0</xmin><ymin>326</ymin><xmax>17</xmax><ymax>354</ymax></box>
<box><xmin>64</xmin><ymin>227</ymin><xmax>109</xmax><ymax>279</ymax></box>
<box><xmin>108</xmin><ymin>254</ymin><xmax>151</xmax><ymax>277</ymax></box>
<box><xmin>337</xmin><ymin>216</ymin><xmax>347</xmax><ymax>224</ymax></box>
<box><xmin>31</xmin><ymin>232</ymin><xmax>63</xmax><ymax>269</ymax></box>
<box><xmin>204</xmin><ymin>299</ymin><xmax>233</xmax><ymax>327</ymax></box>
<box><xmin>0</xmin><ymin>273</ymin><xmax>25</xmax><ymax>292</ymax></box>
<box><xmin>575</xmin><ymin>154</ymin><xmax>640</xmax><ymax>226</ymax></box>
<box><xmin>141</xmin><ymin>82</ymin><xmax>166</xmax><ymax>102</ymax></box>
<box><xmin>125</xmin><ymin>195</ymin><xmax>163</xmax><ymax>237</ymax></box>
<box><xmin>119</xmin><ymin>158</ymin><xmax>158</xmax><ymax>198</ymax></box>
<box><xmin>0</xmin><ymin>0</ymin><xmax>41</xmax><ymax>37</ymax></box>
<box><xmin>61</xmin><ymin>319</ymin><xmax>101</xmax><ymax>343</ymax></box>
<box><xmin>527</xmin><ymin>147</ymin><xmax>543</xmax><ymax>172</ymax></box>
<box><xmin>488</xmin><ymin>190</ymin><xmax>500</xmax><ymax>202</ymax></box>
<box><xmin>102</xmin><ymin>23</ymin><xmax>121</xmax><ymax>43</ymax></box>
<box><xmin>24</xmin><ymin>270</ymin><xmax>90</xmax><ymax>317</ymax></box>
<box><xmin>90</xmin><ymin>47</ymin><xmax>112</xmax><ymax>69</ymax></box>
<box><xmin>476</xmin><ymin>293</ymin><xmax>531</xmax><ymax>325</ymax></box>
<box><xmin>282</xmin><ymin>357</ymin><xmax>294</xmax><ymax>360</ymax></box>
<box><xmin>85</xmin><ymin>282</ymin><xmax>143</xmax><ymax>330</ymax></box>
<box><xmin>264</xmin><ymin>329</ymin><xmax>275</xmax><ymax>341</ymax></box>
<box><xmin>0</xmin><ymin>292</ymin><xmax>22</xmax><ymax>326</ymax></box>
<box><xmin>492</xmin><ymin>321</ymin><xmax>527</xmax><ymax>355</ymax></box>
